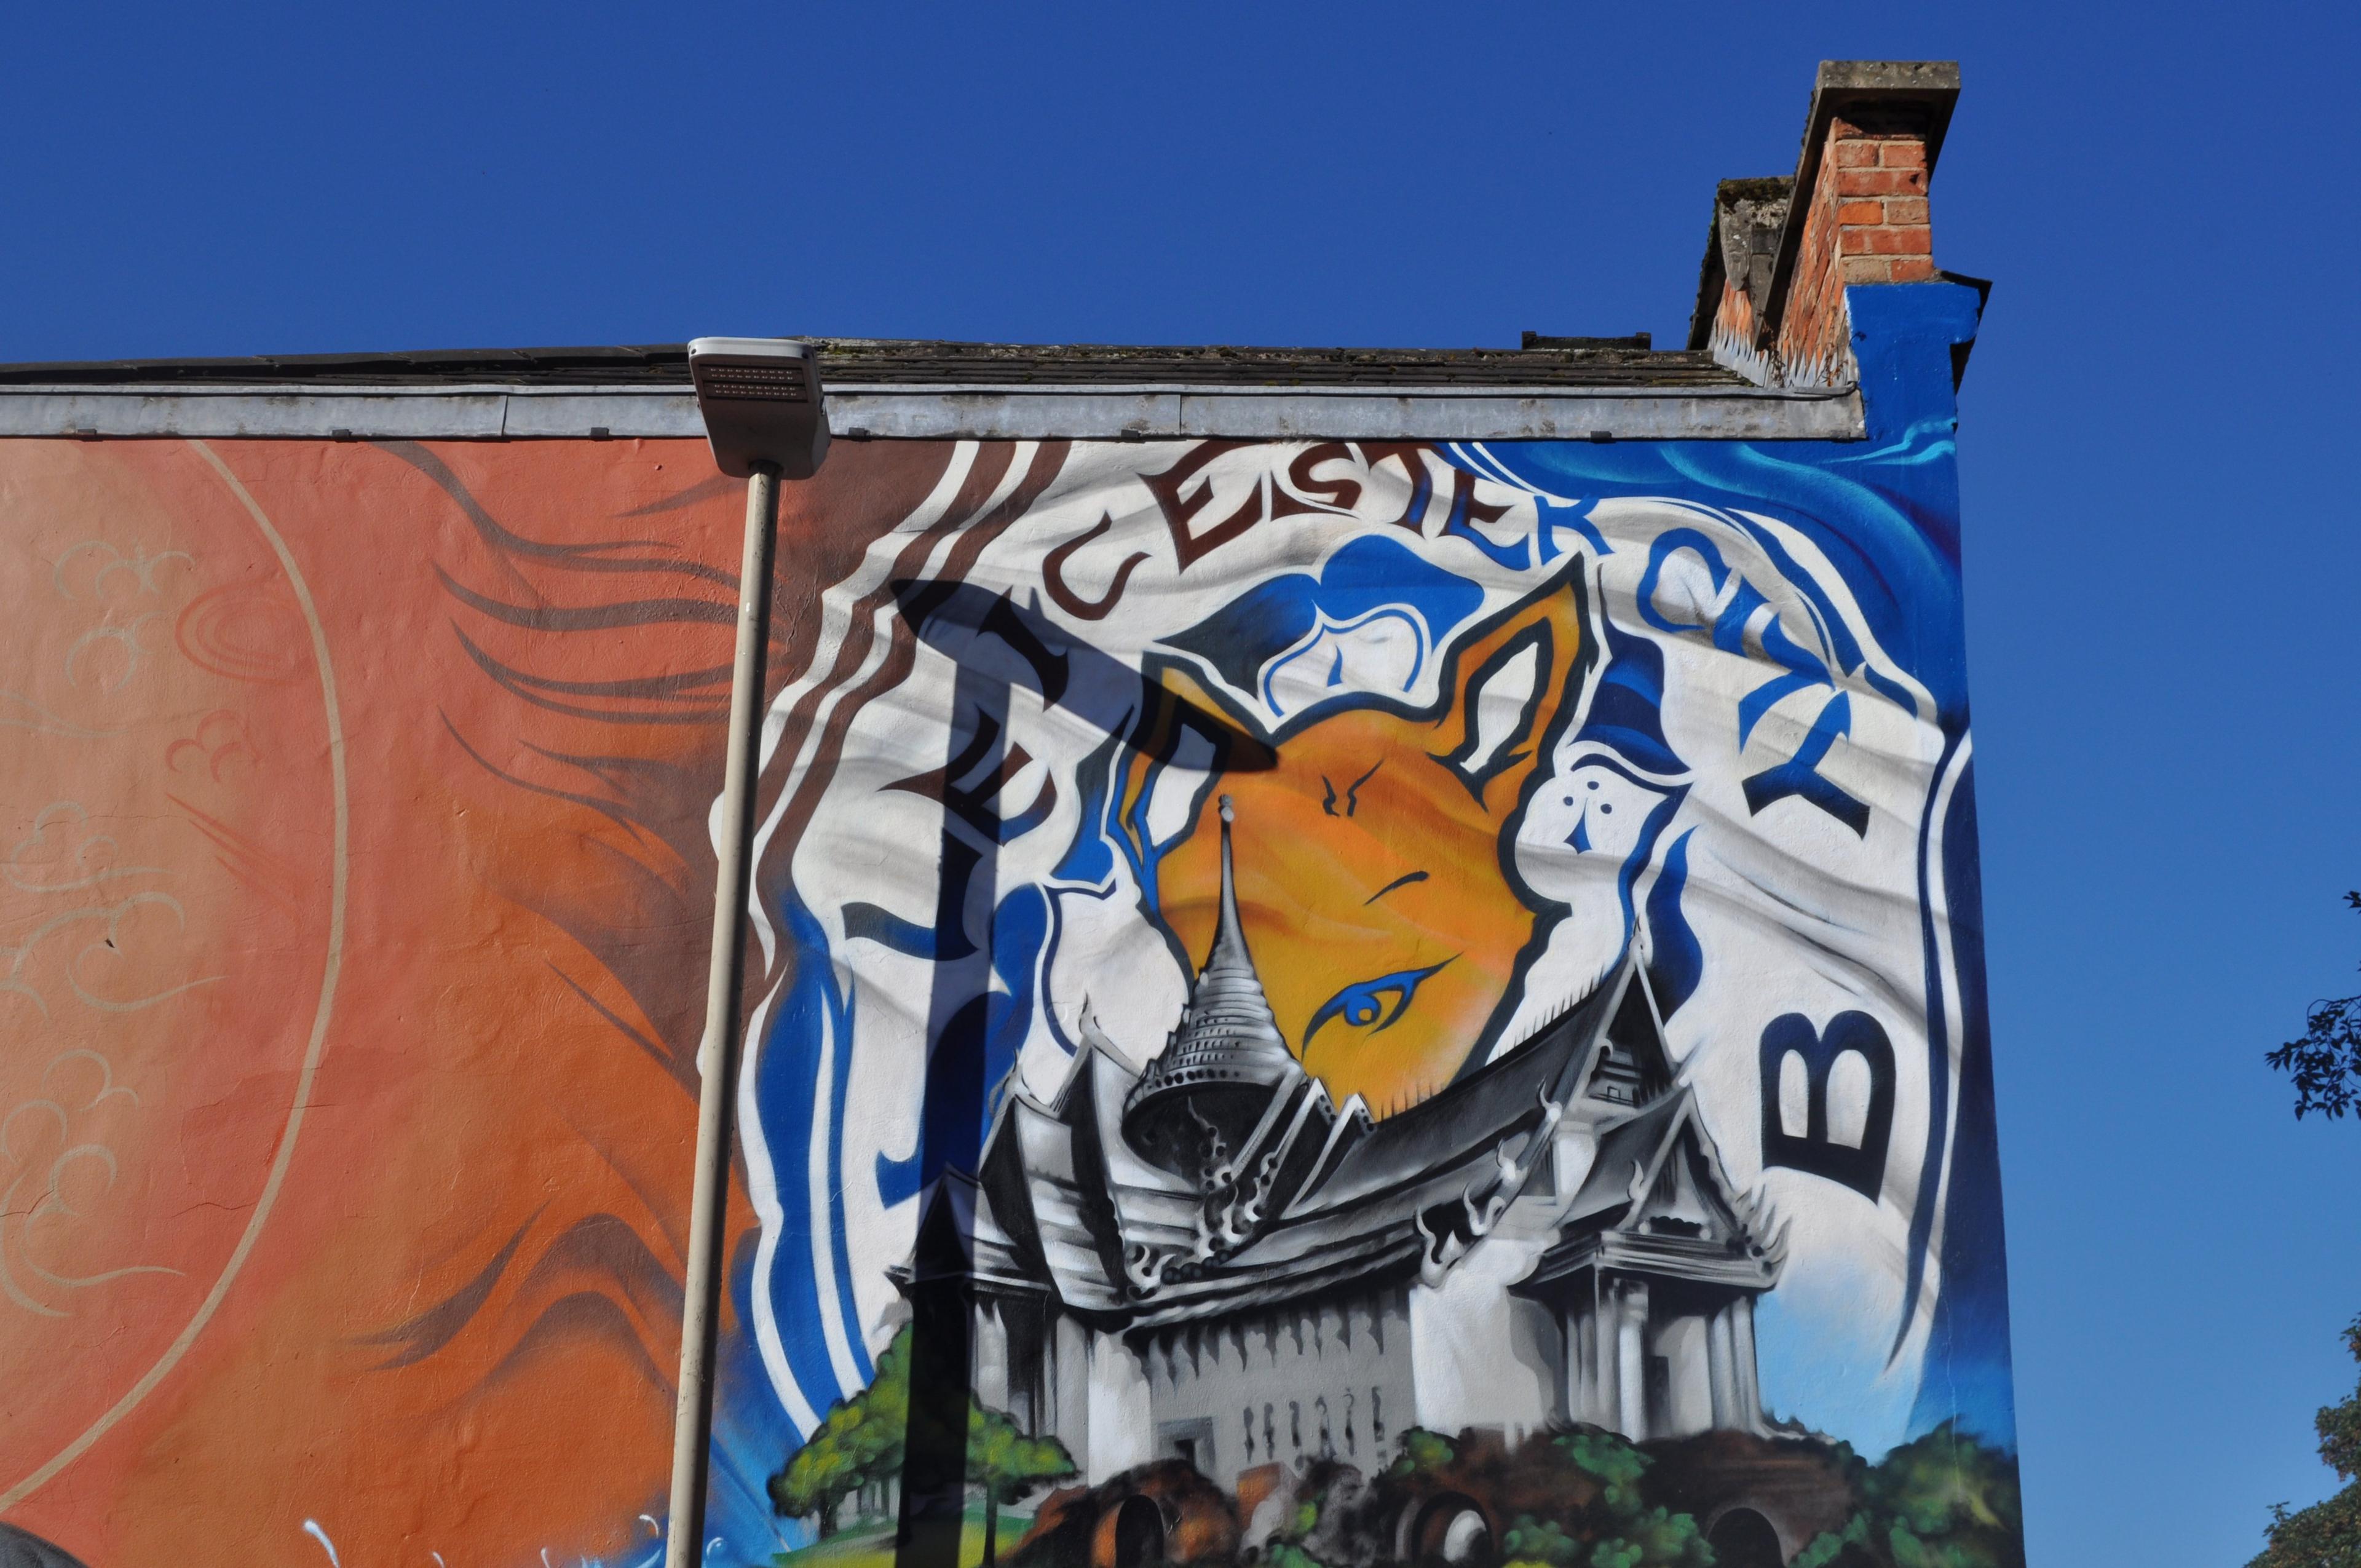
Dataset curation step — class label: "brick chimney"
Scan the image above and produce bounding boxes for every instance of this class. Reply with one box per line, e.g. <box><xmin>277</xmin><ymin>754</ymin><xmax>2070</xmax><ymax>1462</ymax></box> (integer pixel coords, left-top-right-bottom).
<box><xmin>1688</xmin><ymin>61</ymin><xmax>1961</xmax><ymax>389</ymax></box>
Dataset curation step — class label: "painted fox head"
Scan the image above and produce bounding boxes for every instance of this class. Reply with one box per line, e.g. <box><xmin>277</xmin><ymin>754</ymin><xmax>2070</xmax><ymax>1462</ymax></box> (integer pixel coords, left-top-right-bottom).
<box><xmin>1133</xmin><ymin>568</ymin><xmax>1591</xmax><ymax>1117</ymax></box>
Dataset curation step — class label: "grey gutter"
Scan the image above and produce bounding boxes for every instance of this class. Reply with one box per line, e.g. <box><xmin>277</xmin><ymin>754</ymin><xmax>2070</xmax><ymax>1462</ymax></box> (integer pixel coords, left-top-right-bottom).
<box><xmin>0</xmin><ymin>379</ymin><xmax>1865</xmax><ymax>442</ymax></box>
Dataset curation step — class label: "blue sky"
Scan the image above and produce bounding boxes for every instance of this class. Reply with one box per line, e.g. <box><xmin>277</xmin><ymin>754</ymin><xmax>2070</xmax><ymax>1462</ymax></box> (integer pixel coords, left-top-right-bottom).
<box><xmin>7</xmin><ymin>3</ymin><xmax>2359</xmax><ymax>1562</ymax></box>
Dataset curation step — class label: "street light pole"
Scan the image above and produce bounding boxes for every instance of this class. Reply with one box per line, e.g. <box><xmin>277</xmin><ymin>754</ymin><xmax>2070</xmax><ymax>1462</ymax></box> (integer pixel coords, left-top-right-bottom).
<box><xmin>668</xmin><ymin>339</ymin><xmax>829</xmax><ymax>1568</ymax></box>
<box><xmin>665</xmin><ymin>456</ymin><xmax>778</xmax><ymax>1568</ymax></box>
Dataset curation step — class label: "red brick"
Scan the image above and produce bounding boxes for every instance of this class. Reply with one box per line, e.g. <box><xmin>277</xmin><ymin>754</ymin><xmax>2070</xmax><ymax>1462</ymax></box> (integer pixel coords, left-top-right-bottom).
<box><xmin>1836</xmin><ymin>200</ymin><xmax>1884</xmax><ymax>224</ymax></box>
<box><xmin>1883</xmin><ymin>197</ymin><xmax>1929</xmax><ymax>225</ymax></box>
<box><xmin>1835</xmin><ymin>168</ymin><xmax>1926</xmax><ymax>197</ymax></box>
<box><xmin>1831</xmin><ymin>138</ymin><xmax>1880</xmax><ymax>168</ymax></box>
<box><xmin>1880</xmin><ymin>140</ymin><xmax>1927</xmax><ymax>169</ymax></box>
<box><xmin>1840</xmin><ymin>224</ymin><xmax>1931</xmax><ymax>256</ymax></box>
<box><xmin>1888</xmin><ymin>256</ymin><xmax>1940</xmax><ymax>282</ymax></box>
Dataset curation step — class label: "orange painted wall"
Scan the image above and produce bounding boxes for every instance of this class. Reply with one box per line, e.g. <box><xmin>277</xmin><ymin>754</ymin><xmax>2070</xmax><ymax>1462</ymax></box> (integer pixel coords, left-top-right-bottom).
<box><xmin>0</xmin><ymin>436</ymin><xmax>782</xmax><ymax>1567</ymax></box>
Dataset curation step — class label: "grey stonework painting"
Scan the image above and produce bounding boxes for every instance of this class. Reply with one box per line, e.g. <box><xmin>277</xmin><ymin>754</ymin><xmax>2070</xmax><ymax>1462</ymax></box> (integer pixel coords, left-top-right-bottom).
<box><xmin>925</xmin><ymin>801</ymin><xmax>1784</xmax><ymax>1483</ymax></box>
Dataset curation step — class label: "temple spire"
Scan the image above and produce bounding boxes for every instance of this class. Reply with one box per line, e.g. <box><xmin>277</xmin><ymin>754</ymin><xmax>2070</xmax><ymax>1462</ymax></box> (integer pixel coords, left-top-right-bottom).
<box><xmin>1211</xmin><ymin>794</ymin><xmax>1248</xmax><ymax>973</ymax></box>
<box><xmin>1121</xmin><ymin>794</ymin><xmax>1300</xmax><ymax>1178</ymax></box>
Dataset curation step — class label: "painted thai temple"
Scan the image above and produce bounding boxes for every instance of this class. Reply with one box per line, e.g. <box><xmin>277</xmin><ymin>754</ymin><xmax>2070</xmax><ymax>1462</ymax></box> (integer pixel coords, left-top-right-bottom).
<box><xmin>899</xmin><ymin>799</ymin><xmax>1786</xmax><ymax>1487</ymax></box>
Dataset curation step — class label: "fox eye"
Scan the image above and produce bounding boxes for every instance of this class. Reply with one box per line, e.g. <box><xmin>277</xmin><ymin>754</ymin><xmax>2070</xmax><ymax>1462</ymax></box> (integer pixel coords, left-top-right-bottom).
<box><xmin>1303</xmin><ymin>958</ymin><xmax>1454</xmax><ymax>1048</ymax></box>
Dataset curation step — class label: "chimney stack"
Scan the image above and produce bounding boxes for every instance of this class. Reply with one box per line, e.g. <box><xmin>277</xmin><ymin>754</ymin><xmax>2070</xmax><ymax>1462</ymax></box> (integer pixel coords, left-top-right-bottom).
<box><xmin>1688</xmin><ymin>61</ymin><xmax>1961</xmax><ymax>389</ymax></box>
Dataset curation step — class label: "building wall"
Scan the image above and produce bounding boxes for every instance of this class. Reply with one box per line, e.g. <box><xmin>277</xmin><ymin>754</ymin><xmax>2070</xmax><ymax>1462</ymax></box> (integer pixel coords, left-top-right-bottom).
<box><xmin>1139</xmin><ymin>1289</ymin><xmax>1418</xmax><ymax>1487</ymax></box>
<box><xmin>0</xmin><ymin>285</ymin><xmax>2015</xmax><ymax>1567</ymax></box>
<box><xmin>1405</xmin><ymin>1235</ymin><xmax>1565</xmax><ymax>1442</ymax></box>
<box><xmin>716</xmin><ymin>365</ymin><xmax>2011</xmax><ymax>1534</ymax></box>
<box><xmin>0</xmin><ymin>437</ymin><xmax>749</xmax><ymax>1568</ymax></box>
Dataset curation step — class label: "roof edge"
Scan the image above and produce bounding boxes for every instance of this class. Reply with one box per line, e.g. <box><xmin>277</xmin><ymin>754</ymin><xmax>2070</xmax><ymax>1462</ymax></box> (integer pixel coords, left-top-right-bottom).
<box><xmin>0</xmin><ymin>337</ymin><xmax>1740</xmax><ymax>391</ymax></box>
<box><xmin>0</xmin><ymin>381</ymin><xmax>1867</xmax><ymax>443</ymax></box>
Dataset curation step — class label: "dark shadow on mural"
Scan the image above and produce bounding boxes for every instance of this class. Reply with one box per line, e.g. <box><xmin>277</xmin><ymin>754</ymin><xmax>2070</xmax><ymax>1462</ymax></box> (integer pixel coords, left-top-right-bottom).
<box><xmin>884</xmin><ymin>583</ymin><xmax>1276</xmax><ymax>1568</ymax></box>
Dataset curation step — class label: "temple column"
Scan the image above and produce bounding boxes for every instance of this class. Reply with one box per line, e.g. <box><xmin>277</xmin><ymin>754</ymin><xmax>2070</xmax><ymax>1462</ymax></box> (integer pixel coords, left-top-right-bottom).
<box><xmin>1053</xmin><ymin>1311</ymin><xmax>1092</xmax><ymax>1457</ymax></box>
<box><xmin>1558</xmin><ymin>1313</ymin><xmax>1578</xmax><ymax>1426</ymax></box>
<box><xmin>1560</xmin><ymin>1310</ymin><xmax>1588</xmax><ymax>1426</ymax></box>
<box><xmin>1583</xmin><ymin>1307</ymin><xmax>1604</xmax><ymax>1425</ymax></box>
<box><xmin>973</xmin><ymin>1294</ymin><xmax>1010</xmax><ymax>1413</ymax></box>
<box><xmin>1592</xmin><ymin>1291</ymin><xmax>1619</xmax><ymax>1431</ymax></box>
<box><xmin>1578</xmin><ymin>1308</ymin><xmax>1598</xmax><ymax>1425</ymax></box>
<box><xmin>1615</xmin><ymin>1280</ymin><xmax>1650</xmax><ymax>1440</ymax></box>
<box><xmin>1730</xmin><ymin>1294</ymin><xmax>1762</xmax><ymax>1431</ymax></box>
<box><xmin>1706</xmin><ymin>1305</ymin><xmax>1738</xmax><ymax>1430</ymax></box>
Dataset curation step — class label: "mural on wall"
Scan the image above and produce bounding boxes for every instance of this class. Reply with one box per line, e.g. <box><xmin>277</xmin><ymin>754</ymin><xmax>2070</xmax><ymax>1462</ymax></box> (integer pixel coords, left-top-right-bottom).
<box><xmin>715</xmin><ymin>417</ymin><xmax>2021</xmax><ymax>1568</ymax></box>
<box><xmin>0</xmin><ymin>437</ymin><xmax>775</xmax><ymax>1568</ymax></box>
<box><xmin>0</xmin><ymin>348</ymin><xmax>2019</xmax><ymax>1567</ymax></box>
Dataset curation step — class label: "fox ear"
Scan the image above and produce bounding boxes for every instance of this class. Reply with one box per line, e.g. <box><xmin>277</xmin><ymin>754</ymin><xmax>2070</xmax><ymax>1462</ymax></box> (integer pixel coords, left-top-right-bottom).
<box><xmin>1114</xmin><ymin>663</ymin><xmax>1278</xmax><ymax>858</ymax></box>
<box><xmin>1149</xmin><ymin>662</ymin><xmax>1228</xmax><ymax>722</ymax></box>
<box><xmin>1430</xmin><ymin>579</ymin><xmax>1585</xmax><ymax>814</ymax></box>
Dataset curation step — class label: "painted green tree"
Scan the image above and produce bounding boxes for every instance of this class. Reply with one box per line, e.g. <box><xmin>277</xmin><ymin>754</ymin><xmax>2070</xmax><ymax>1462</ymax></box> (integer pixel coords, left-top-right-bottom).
<box><xmin>1793</xmin><ymin>1423</ymin><xmax>2023</xmax><ymax>1568</ymax></box>
<box><xmin>772</xmin><ymin>1415</ymin><xmax>862</xmax><ymax>1539</ymax></box>
<box><xmin>966</xmin><ymin>1402</ymin><xmax>1075</xmax><ymax>1568</ymax></box>
<box><xmin>1383</xmin><ymin>1427</ymin><xmax>1458</xmax><ymax>1483</ymax></box>
<box><xmin>1388</xmin><ymin>1427</ymin><xmax>1710</xmax><ymax>1568</ymax></box>
<box><xmin>2248</xmin><ymin>1314</ymin><xmax>2361</xmax><ymax>1568</ymax></box>
<box><xmin>1553</xmin><ymin>1433</ymin><xmax>1711</xmax><ymax>1568</ymax></box>
<box><xmin>1500</xmin><ymin>1515</ymin><xmax>1581</xmax><ymax>1567</ymax></box>
<box><xmin>769</xmin><ymin>1324</ymin><xmax>1070</xmax><ymax>1562</ymax></box>
<box><xmin>769</xmin><ymin>1326</ymin><xmax>914</xmax><ymax>1537</ymax></box>
<box><xmin>852</xmin><ymin>1326</ymin><xmax>912</xmax><ymax>1493</ymax></box>
<box><xmin>1854</xmin><ymin>1422</ymin><xmax>2021</xmax><ymax>1568</ymax></box>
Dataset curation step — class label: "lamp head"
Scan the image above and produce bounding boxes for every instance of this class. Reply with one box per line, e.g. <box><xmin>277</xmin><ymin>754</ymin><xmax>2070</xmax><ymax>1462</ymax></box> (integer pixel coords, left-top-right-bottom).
<box><xmin>687</xmin><ymin>337</ymin><xmax>831</xmax><ymax>479</ymax></box>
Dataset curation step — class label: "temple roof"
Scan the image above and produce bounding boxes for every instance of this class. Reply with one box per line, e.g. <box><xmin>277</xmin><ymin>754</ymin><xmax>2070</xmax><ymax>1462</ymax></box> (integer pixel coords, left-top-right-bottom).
<box><xmin>1310</xmin><ymin>978</ymin><xmax>1619</xmax><ymax>1208</ymax></box>
<box><xmin>1564</xmin><ymin>1091</ymin><xmax>1704</xmax><ymax>1228</ymax></box>
<box><xmin>919</xmin><ymin>946</ymin><xmax>1784</xmax><ymax>1327</ymax></box>
<box><xmin>1524</xmin><ymin>1084</ymin><xmax>1784</xmax><ymax>1296</ymax></box>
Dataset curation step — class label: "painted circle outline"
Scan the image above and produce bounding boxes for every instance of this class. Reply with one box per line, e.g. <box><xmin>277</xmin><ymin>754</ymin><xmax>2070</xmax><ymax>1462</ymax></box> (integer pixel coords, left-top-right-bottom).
<box><xmin>1</xmin><ymin>441</ymin><xmax>350</xmax><ymax>1509</ymax></box>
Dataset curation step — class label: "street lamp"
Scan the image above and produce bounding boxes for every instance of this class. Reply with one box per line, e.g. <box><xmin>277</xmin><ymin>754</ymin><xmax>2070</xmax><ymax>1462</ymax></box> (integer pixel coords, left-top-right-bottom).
<box><xmin>687</xmin><ymin>335</ymin><xmax>831</xmax><ymax>480</ymax></box>
<box><xmin>666</xmin><ymin>337</ymin><xmax>832</xmax><ymax>1568</ymax></box>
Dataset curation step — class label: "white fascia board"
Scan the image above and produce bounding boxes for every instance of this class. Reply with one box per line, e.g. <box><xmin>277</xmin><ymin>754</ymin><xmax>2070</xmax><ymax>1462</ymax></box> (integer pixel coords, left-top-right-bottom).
<box><xmin>0</xmin><ymin>381</ymin><xmax>1864</xmax><ymax>442</ymax></box>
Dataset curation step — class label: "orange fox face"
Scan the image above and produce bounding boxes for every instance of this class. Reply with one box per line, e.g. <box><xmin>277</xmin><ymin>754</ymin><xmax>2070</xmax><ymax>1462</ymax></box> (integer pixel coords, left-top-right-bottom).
<box><xmin>1141</xmin><ymin>572</ymin><xmax>1589</xmax><ymax>1116</ymax></box>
